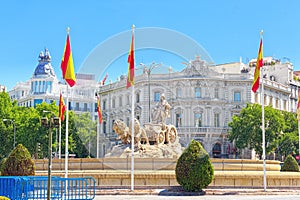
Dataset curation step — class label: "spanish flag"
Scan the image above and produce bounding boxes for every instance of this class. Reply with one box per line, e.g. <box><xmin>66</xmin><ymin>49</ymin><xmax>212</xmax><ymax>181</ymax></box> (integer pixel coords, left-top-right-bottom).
<box><xmin>252</xmin><ymin>39</ymin><xmax>263</xmax><ymax>93</ymax></box>
<box><xmin>61</xmin><ymin>34</ymin><xmax>76</xmax><ymax>87</ymax></box>
<box><xmin>59</xmin><ymin>93</ymin><xmax>66</xmax><ymax>121</ymax></box>
<box><xmin>97</xmin><ymin>96</ymin><xmax>103</xmax><ymax>124</ymax></box>
<box><xmin>126</xmin><ymin>26</ymin><xmax>135</xmax><ymax>89</ymax></box>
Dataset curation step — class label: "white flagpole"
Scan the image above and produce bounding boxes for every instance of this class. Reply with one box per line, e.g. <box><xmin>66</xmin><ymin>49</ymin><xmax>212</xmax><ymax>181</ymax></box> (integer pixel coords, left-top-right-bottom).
<box><xmin>130</xmin><ymin>24</ymin><xmax>135</xmax><ymax>191</ymax></box>
<box><xmin>131</xmin><ymin>84</ymin><xmax>135</xmax><ymax>191</ymax></box>
<box><xmin>260</xmin><ymin>30</ymin><xmax>267</xmax><ymax>191</ymax></box>
<box><xmin>59</xmin><ymin>119</ymin><xmax>61</xmax><ymax>159</ymax></box>
<box><xmin>65</xmin><ymin>85</ymin><xmax>69</xmax><ymax>178</ymax></box>
<box><xmin>97</xmin><ymin>115</ymin><xmax>100</xmax><ymax>158</ymax></box>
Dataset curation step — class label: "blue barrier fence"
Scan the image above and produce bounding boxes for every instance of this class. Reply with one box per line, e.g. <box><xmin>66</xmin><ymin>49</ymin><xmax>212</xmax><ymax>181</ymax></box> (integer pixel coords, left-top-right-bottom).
<box><xmin>0</xmin><ymin>176</ymin><xmax>96</xmax><ymax>200</ymax></box>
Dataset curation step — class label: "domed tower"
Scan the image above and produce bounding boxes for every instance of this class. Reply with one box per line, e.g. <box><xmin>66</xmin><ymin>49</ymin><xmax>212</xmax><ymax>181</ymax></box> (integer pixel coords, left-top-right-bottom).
<box><xmin>31</xmin><ymin>48</ymin><xmax>57</xmax><ymax>95</ymax></box>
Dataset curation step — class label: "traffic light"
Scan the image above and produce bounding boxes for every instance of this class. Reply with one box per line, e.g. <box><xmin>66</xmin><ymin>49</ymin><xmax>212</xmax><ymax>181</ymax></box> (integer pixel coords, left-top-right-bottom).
<box><xmin>37</xmin><ymin>143</ymin><xmax>41</xmax><ymax>151</ymax></box>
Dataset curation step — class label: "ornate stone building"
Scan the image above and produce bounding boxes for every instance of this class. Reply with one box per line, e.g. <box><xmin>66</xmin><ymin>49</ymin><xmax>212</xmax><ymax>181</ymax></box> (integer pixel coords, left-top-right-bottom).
<box><xmin>98</xmin><ymin>56</ymin><xmax>297</xmax><ymax>159</ymax></box>
<box><xmin>8</xmin><ymin>49</ymin><xmax>99</xmax><ymax>114</ymax></box>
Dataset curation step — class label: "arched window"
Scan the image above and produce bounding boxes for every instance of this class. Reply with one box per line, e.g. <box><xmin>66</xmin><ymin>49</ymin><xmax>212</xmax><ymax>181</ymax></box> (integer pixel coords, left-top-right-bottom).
<box><xmin>212</xmin><ymin>143</ymin><xmax>221</xmax><ymax>158</ymax></box>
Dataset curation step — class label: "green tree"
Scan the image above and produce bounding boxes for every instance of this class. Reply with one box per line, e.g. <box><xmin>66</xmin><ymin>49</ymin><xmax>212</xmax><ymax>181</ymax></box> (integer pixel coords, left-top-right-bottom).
<box><xmin>0</xmin><ymin>92</ymin><xmax>18</xmax><ymax>160</ymax></box>
<box><xmin>0</xmin><ymin>93</ymin><xmax>97</xmax><ymax>159</ymax></box>
<box><xmin>276</xmin><ymin>111</ymin><xmax>299</xmax><ymax>159</ymax></box>
<box><xmin>228</xmin><ymin>103</ymin><xmax>284</xmax><ymax>158</ymax></box>
<box><xmin>71</xmin><ymin>112</ymin><xmax>96</xmax><ymax>158</ymax></box>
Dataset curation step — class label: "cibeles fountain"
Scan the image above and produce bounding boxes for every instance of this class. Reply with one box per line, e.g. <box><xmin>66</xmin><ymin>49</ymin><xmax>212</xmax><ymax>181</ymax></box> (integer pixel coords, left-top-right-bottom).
<box><xmin>105</xmin><ymin>93</ymin><xmax>184</xmax><ymax>159</ymax></box>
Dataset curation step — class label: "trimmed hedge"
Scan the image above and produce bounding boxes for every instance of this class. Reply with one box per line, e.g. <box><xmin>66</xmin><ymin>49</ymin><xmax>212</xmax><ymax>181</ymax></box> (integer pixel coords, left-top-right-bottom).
<box><xmin>1</xmin><ymin>144</ymin><xmax>35</xmax><ymax>176</ymax></box>
<box><xmin>281</xmin><ymin>155</ymin><xmax>299</xmax><ymax>172</ymax></box>
<box><xmin>175</xmin><ymin>140</ymin><xmax>214</xmax><ymax>192</ymax></box>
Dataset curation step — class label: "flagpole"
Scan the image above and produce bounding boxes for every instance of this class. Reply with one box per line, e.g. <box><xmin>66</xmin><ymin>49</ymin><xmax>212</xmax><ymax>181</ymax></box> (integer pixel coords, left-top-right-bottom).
<box><xmin>131</xmin><ymin>84</ymin><xmax>135</xmax><ymax>191</ymax></box>
<box><xmin>260</xmin><ymin>30</ymin><xmax>267</xmax><ymax>192</ymax></box>
<box><xmin>65</xmin><ymin>84</ymin><xmax>69</xmax><ymax>178</ymax></box>
<box><xmin>59</xmin><ymin>119</ymin><xmax>61</xmax><ymax>159</ymax></box>
<box><xmin>130</xmin><ymin>25</ymin><xmax>135</xmax><ymax>192</ymax></box>
<box><xmin>97</xmin><ymin>116</ymin><xmax>100</xmax><ymax>158</ymax></box>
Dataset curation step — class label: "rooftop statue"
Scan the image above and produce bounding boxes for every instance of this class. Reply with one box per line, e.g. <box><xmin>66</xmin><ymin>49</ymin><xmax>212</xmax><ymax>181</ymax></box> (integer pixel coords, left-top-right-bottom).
<box><xmin>34</xmin><ymin>49</ymin><xmax>55</xmax><ymax>77</ymax></box>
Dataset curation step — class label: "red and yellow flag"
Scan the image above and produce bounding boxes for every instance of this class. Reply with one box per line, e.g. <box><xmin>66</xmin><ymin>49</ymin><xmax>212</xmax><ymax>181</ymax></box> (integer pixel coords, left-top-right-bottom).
<box><xmin>59</xmin><ymin>93</ymin><xmax>66</xmax><ymax>121</ymax></box>
<box><xmin>252</xmin><ymin>39</ymin><xmax>263</xmax><ymax>93</ymax></box>
<box><xmin>101</xmin><ymin>73</ymin><xmax>108</xmax><ymax>85</ymax></box>
<box><xmin>61</xmin><ymin>34</ymin><xmax>76</xmax><ymax>87</ymax></box>
<box><xmin>97</xmin><ymin>96</ymin><xmax>103</xmax><ymax>124</ymax></box>
<box><xmin>126</xmin><ymin>26</ymin><xmax>135</xmax><ymax>89</ymax></box>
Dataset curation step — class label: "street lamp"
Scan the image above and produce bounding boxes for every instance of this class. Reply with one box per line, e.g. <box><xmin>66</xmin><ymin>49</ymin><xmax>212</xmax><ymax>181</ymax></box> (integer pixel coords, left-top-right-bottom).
<box><xmin>3</xmin><ymin>119</ymin><xmax>16</xmax><ymax>148</ymax></box>
<box><xmin>41</xmin><ymin>110</ymin><xmax>59</xmax><ymax>200</ymax></box>
<box><xmin>140</xmin><ymin>62</ymin><xmax>162</xmax><ymax>123</ymax></box>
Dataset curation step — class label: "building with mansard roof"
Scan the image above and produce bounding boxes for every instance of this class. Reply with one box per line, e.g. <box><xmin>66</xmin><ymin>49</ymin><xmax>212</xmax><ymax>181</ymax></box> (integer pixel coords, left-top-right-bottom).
<box><xmin>97</xmin><ymin>56</ymin><xmax>298</xmax><ymax>159</ymax></box>
<box><xmin>8</xmin><ymin>49</ymin><xmax>100</xmax><ymax>114</ymax></box>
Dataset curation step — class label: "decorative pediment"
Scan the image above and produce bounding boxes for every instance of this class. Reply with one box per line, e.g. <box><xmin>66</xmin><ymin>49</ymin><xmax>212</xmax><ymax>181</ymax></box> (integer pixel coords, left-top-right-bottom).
<box><xmin>182</xmin><ymin>56</ymin><xmax>218</xmax><ymax>77</ymax></box>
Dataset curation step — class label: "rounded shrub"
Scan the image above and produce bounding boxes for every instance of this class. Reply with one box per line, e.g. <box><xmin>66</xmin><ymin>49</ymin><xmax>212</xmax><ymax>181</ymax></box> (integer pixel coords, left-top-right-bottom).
<box><xmin>175</xmin><ymin>139</ymin><xmax>214</xmax><ymax>192</ymax></box>
<box><xmin>281</xmin><ymin>155</ymin><xmax>299</xmax><ymax>172</ymax></box>
<box><xmin>1</xmin><ymin>144</ymin><xmax>35</xmax><ymax>176</ymax></box>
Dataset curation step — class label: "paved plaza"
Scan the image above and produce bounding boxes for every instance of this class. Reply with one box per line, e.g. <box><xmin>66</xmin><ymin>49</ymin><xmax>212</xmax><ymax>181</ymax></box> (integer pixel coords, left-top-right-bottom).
<box><xmin>93</xmin><ymin>188</ymin><xmax>300</xmax><ymax>200</ymax></box>
<box><xmin>94</xmin><ymin>195</ymin><xmax>300</xmax><ymax>200</ymax></box>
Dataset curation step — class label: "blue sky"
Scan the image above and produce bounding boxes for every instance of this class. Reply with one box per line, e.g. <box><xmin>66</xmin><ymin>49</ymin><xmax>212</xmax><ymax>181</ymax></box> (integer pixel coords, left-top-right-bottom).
<box><xmin>1</xmin><ymin>0</ymin><xmax>300</xmax><ymax>91</ymax></box>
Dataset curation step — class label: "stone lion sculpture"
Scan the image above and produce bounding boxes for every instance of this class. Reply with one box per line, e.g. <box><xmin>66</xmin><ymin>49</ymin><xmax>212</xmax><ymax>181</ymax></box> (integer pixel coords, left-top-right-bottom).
<box><xmin>112</xmin><ymin>119</ymin><xmax>131</xmax><ymax>144</ymax></box>
<box><xmin>113</xmin><ymin>118</ymin><xmax>149</xmax><ymax>146</ymax></box>
<box><xmin>129</xmin><ymin>118</ymin><xmax>149</xmax><ymax>145</ymax></box>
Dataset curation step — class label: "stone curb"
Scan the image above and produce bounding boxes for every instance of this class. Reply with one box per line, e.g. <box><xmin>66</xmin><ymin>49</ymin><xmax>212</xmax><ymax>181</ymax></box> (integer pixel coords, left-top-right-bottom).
<box><xmin>96</xmin><ymin>188</ymin><xmax>300</xmax><ymax>196</ymax></box>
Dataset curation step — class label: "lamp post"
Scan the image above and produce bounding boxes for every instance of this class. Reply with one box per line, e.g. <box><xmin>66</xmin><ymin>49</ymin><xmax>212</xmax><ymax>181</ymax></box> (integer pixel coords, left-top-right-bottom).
<box><xmin>3</xmin><ymin>119</ymin><xmax>16</xmax><ymax>148</ymax></box>
<box><xmin>139</xmin><ymin>62</ymin><xmax>162</xmax><ymax>123</ymax></box>
<box><xmin>41</xmin><ymin>111</ymin><xmax>59</xmax><ymax>200</ymax></box>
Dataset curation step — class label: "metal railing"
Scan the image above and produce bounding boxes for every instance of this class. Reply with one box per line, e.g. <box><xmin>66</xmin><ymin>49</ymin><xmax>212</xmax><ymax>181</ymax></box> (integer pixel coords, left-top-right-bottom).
<box><xmin>0</xmin><ymin>176</ymin><xmax>96</xmax><ymax>200</ymax></box>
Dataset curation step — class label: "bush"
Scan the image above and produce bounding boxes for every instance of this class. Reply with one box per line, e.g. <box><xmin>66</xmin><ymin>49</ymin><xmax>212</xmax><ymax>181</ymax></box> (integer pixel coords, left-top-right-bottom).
<box><xmin>1</xmin><ymin>144</ymin><xmax>35</xmax><ymax>176</ymax></box>
<box><xmin>175</xmin><ymin>140</ymin><xmax>214</xmax><ymax>192</ymax></box>
<box><xmin>281</xmin><ymin>155</ymin><xmax>299</xmax><ymax>172</ymax></box>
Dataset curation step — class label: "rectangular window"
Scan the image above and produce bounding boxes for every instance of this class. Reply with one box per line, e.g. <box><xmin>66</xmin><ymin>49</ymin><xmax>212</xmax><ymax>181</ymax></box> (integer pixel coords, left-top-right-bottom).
<box><xmin>154</xmin><ymin>92</ymin><xmax>160</xmax><ymax>102</ymax></box>
<box><xmin>119</xmin><ymin>96</ymin><xmax>122</xmax><ymax>107</ymax></box>
<box><xmin>94</xmin><ymin>103</ymin><xmax>97</xmax><ymax>112</ymax></box>
<box><xmin>112</xmin><ymin>99</ymin><xmax>115</xmax><ymax>108</ymax></box>
<box><xmin>84</xmin><ymin>103</ymin><xmax>87</xmax><ymax>111</ymax></box>
<box><xmin>103</xmin><ymin>121</ymin><xmax>106</xmax><ymax>134</ymax></box>
<box><xmin>176</xmin><ymin>88</ymin><xmax>182</xmax><ymax>98</ymax></box>
<box><xmin>214</xmin><ymin>88</ymin><xmax>219</xmax><ymax>99</ymax></box>
<box><xmin>127</xmin><ymin>95</ymin><xmax>130</xmax><ymax>105</ymax></box>
<box><xmin>195</xmin><ymin>87</ymin><xmax>201</xmax><ymax>98</ymax></box>
<box><xmin>103</xmin><ymin>100</ymin><xmax>106</xmax><ymax>110</ymax></box>
<box><xmin>234</xmin><ymin>91</ymin><xmax>241</xmax><ymax>102</ymax></box>
<box><xmin>194</xmin><ymin>113</ymin><xmax>202</xmax><ymax>127</ymax></box>
<box><xmin>283</xmin><ymin>100</ymin><xmax>287</xmax><ymax>110</ymax></box>
<box><xmin>136</xmin><ymin>93</ymin><xmax>140</xmax><ymax>103</ymax></box>
<box><xmin>214</xmin><ymin>113</ymin><xmax>220</xmax><ymax>127</ymax></box>
<box><xmin>176</xmin><ymin>113</ymin><xmax>182</xmax><ymax>127</ymax></box>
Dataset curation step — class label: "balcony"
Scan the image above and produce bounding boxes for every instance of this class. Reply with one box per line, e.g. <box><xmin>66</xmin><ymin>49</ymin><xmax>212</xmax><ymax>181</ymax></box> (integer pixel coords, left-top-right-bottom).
<box><xmin>176</xmin><ymin>126</ymin><xmax>231</xmax><ymax>135</ymax></box>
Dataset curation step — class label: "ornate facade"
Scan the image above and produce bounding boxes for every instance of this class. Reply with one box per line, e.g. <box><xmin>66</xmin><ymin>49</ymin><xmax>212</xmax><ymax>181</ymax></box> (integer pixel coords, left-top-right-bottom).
<box><xmin>8</xmin><ymin>49</ymin><xmax>99</xmax><ymax>114</ymax></box>
<box><xmin>98</xmin><ymin>56</ymin><xmax>298</xmax><ymax>159</ymax></box>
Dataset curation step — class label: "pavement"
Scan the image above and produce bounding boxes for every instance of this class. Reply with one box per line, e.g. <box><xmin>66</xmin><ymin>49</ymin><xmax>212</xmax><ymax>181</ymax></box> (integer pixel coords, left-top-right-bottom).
<box><xmin>95</xmin><ymin>187</ymin><xmax>300</xmax><ymax>196</ymax></box>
